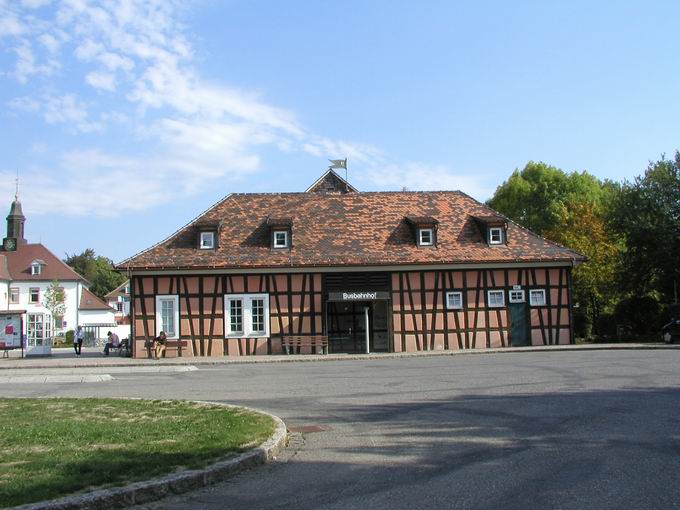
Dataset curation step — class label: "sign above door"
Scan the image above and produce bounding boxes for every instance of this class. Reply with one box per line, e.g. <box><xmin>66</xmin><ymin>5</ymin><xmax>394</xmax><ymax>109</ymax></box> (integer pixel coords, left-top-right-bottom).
<box><xmin>328</xmin><ymin>291</ymin><xmax>390</xmax><ymax>301</ymax></box>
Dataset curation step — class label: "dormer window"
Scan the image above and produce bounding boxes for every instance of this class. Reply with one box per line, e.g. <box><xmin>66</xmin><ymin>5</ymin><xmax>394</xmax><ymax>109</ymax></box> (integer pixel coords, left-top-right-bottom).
<box><xmin>419</xmin><ymin>228</ymin><xmax>434</xmax><ymax>246</ymax></box>
<box><xmin>273</xmin><ymin>230</ymin><xmax>289</xmax><ymax>249</ymax></box>
<box><xmin>193</xmin><ymin>219</ymin><xmax>222</xmax><ymax>250</ymax></box>
<box><xmin>405</xmin><ymin>216</ymin><xmax>438</xmax><ymax>247</ymax></box>
<box><xmin>471</xmin><ymin>216</ymin><xmax>508</xmax><ymax>246</ymax></box>
<box><xmin>266</xmin><ymin>217</ymin><xmax>293</xmax><ymax>250</ymax></box>
<box><xmin>489</xmin><ymin>227</ymin><xmax>503</xmax><ymax>245</ymax></box>
<box><xmin>199</xmin><ymin>231</ymin><xmax>215</xmax><ymax>250</ymax></box>
<box><xmin>31</xmin><ymin>260</ymin><xmax>44</xmax><ymax>275</ymax></box>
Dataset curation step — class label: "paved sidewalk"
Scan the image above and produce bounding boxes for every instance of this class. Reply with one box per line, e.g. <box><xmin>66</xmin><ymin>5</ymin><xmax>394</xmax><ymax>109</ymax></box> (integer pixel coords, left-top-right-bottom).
<box><xmin>1</xmin><ymin>343</ymin><xmax>678</xmax><ymax>370</ymax></box>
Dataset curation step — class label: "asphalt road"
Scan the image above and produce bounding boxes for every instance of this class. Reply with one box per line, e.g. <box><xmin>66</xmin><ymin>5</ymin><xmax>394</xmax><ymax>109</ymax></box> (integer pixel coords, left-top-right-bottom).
<box><xmin>5</xmin><ymin>350</ymin><xmax>680</xmax><ymax>510</ymax></box>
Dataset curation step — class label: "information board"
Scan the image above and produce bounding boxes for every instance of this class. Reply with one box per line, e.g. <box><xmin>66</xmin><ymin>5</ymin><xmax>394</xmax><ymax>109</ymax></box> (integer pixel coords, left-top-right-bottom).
<box><xmin>0</xmin><ymin>314</ymin><xmax>22</xmax><ymax>348</ymax></box>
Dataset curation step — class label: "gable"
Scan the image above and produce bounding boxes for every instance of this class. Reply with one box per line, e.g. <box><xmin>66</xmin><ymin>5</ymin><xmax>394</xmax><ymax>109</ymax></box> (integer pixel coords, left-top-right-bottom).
<box><xmin>306</xmin><ymin>169</ymin><xmax>358</xmax><ymax>193</ymax></box>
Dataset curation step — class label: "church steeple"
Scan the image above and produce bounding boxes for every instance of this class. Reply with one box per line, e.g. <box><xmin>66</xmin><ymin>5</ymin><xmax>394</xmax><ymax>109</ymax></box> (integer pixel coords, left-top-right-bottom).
<box><xmin>3</xmin><ymin>178</ymin><xmax>26</xmax><ymax>251</ymax></box>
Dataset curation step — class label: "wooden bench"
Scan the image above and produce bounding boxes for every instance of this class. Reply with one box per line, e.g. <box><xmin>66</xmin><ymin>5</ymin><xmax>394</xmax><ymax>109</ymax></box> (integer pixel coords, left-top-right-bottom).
<box><xmin>281</xmin><ymin>335</ymin><xmax>329</xmax><ymax>355</ymax></box>
<box><xmin>164</xmin><ymin>340</ymin><xmax>188</xmax><ymax>357</ymax></box>
<box><xmin>145</xmin><ymin>340</ymin><xmax>189</xmax><ymax>358</ymax></box>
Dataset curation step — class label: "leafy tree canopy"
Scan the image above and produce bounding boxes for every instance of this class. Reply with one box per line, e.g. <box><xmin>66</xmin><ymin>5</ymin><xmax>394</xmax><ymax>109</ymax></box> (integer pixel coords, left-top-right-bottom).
<box><xmin>610</xmin><ymin>152</ymin><xmax>680</xmax><ymax>300</ymax></box>
<box><xmin>487</xmin><ymin>161</ymin><xmax>617</xmax><ymax>235</ymax></box>
<box><xmin>64</xmin><ymin>249</ymin><xmax>126</xmax><ymax>298</ymax></box>
<box><xmin>44</xmin><ymin>280</ymin><xmax>66</xmax><ymax>328</ymax></box>
<box><xmin>488</xmin><ymin>161</ymin><xmax>625</xmax><ymax>335</ymax></box>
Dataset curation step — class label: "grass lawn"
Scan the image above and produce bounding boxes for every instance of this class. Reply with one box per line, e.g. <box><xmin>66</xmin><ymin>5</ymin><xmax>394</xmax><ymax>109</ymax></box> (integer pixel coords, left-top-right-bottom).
<box><xmin>0</xmin><ymin>398</ymin><xmax>276</xmax><ymax>508</ymax></box>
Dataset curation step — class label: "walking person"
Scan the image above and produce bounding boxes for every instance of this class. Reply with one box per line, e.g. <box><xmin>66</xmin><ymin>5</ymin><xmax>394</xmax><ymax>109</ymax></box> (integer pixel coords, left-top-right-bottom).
<box><xmin>74</xmin><ymin>325</ymin><xmax>84</xmax><ymax>357</ymax></box>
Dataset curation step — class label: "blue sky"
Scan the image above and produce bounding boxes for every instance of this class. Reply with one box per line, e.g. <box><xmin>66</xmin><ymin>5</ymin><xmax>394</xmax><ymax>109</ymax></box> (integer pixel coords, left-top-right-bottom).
<box><xmin>1</xmin><ymin>0</ymin><xmax>679</xmax><ymax>263</ymax></box>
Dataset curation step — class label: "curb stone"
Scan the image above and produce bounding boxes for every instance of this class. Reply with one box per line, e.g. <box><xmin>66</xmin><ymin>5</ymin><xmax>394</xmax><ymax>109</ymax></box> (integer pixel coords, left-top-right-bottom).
<box><xmin>2</xmin><ymin>343</ymin><xmax>680</xmax><ymax>371</ymax></box>
<box><xmin>12</xmin><ymin>402</ymin><xmax>287</xmax><ymax>510</ymax></box>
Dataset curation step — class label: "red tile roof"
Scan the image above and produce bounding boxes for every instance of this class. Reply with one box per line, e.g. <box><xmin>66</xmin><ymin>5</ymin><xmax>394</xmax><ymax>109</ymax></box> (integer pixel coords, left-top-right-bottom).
<box><xmin>104</xmin><ymin>280</ymin><xmax>129</xmax><ymax>299</ymax></box>
<box><xmin>119</xmin><ymin>191</ymin><xmax>585</xmax><ymax>271</ymax></box>
<box><xmin>0</xmin><ymin>255</ymin><xmax>10</xmax><ymax>280</ymax></box>
<box><xmin>79</xmin><ymin>287</ymin><xmax>115</xmax><ymax>311</ymax></box>
<box><xmin>3</xmin><ymin>244</ymin><xmax>86</xmax><ymax>281</ymax></box>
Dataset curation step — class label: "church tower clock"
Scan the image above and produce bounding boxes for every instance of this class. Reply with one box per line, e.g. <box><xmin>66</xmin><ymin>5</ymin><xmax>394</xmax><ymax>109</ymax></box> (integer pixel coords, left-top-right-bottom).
<box><xmin>3</xmin><ymin>185</ymin><xmax>26</xmax><ymax>252</ymax></box>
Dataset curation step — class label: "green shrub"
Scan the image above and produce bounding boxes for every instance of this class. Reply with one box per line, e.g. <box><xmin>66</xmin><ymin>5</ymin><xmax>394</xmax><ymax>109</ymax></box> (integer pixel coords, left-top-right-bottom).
<box><xmin>573</xmin><ymin>309</ymin><xmax>591</xmax><ymax>339</ymax></box>
<box><xmin>595</xmin><ymin>313</ymin><xmax>617</xmax><ymax>338</ymax></box>
<box><xmin>614</xmin><ymin>296</ymin><xmax>661</xmax><ymax>335</ymax></box>
<box><xmin>65</xmin><ymin>329</ymin><xmax>74</xmax><ymax>343</ymax></box>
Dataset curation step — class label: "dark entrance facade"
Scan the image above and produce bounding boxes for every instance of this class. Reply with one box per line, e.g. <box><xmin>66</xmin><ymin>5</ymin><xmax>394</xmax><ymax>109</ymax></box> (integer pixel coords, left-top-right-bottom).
<box><xmin>326</xmin><ymin>300</ymin><xmax>390</xmax><ymax>353</ymax></box>
<box><xmin>324</xmin><ymin>272</ymin><xmax>392</xmax><ymax>354</ymax></box>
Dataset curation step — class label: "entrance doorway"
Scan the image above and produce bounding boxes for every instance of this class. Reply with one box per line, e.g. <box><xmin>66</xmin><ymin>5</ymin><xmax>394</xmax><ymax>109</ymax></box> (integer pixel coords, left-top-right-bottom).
<box><xmin>326</xmin><ymin>300</ymin><xmax>390</xmax><ymax>353</ymax></box>
<box><xmin>509</xmin><ymin>302</ymin><xmax>530</xmax><ymax>346</ymax></box>
<box><xmin>26</xmin><ymin>313</ymin><xmax>52</xmax><ymax>356</ymax></box>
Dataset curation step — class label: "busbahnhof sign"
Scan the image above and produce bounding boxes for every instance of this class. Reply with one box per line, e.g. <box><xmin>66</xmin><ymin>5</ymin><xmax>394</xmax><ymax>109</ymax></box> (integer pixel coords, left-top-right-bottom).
<box><xmin>327</xmin><ymin>291</ymin><xmax>390</xmax><ymax>301</ymax></box>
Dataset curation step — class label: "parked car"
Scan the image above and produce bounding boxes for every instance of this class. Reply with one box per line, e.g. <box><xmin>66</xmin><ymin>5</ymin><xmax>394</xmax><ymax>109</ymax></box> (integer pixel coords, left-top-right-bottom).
<box><xmin>662</xmin><ymin>319</ymin><xmax>680</xmax><ymax>344</ymax></box>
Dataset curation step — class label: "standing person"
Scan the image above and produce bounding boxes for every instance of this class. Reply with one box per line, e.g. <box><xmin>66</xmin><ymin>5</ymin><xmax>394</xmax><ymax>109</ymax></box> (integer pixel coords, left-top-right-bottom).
<box><xmin>104</xmin><ymin>331</ymin><xmax>120</xmax><ymax>356</ymax></box>
<box><xmin>154</xmin><ymin>331</ymin><xmax>167</xmax><ymax>359</ymax></box>
<box><xmin>74</xmin><ymin>325</ymin><xmax>84</xmax><ymax>357</ymax></box>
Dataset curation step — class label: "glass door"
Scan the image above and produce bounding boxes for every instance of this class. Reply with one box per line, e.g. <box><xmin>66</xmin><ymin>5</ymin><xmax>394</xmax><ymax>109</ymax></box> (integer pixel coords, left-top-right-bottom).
<box><xmin>26</xmin><ymin>313</ymin><xmax>53</xmax><ymax>356</ymax></box>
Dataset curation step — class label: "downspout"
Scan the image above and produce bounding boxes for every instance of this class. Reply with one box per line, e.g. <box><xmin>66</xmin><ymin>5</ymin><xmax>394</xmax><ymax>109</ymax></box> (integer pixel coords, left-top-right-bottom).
<box><xmin>127</xmin><ymin>268</ymin><xmax>134</xmax><ymax>357</ymax></box>
<box><xmin>76</xmin><ymin>281</ymin><xmax>81</xmax><ymax>328</ymax></box>
<box><xmin>568</xmin><ymin>258</ymin><xmax>576</xmax><ymax>344</ymax></box>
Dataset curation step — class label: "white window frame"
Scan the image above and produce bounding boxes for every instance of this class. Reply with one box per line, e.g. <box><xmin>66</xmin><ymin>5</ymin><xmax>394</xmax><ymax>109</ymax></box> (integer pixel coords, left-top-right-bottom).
<box><xmin>446</xmin><ymin>291</ymin><xmax>463</xmax><ymax>309</ymax></box>
<box><xmin>225</xmin><ymin>293</ymin><xmax>270</xmax><ymax>338</ymax></box>
<box><xmin>509</xmin><ymin>289</ymin><xmax>525</xmax><ymax>303</ymax></box>
<box><xmin>31</xmin><ymin>262</ymin><xmax>42</xmax><ymax>275</ymax></box>
<box><xmin>155</xmin><ymin>295</ymin><xmax>179</xmax><ymax>339</ymax></box>
<box><xmin>199</xmin><ymin>231</ymin><xmax>215</xmax><ymax>250</ymax></box>
<box><xmin>27</xmin><ymin>313</ymin><xmax>51</xmax><ymax>346</ymax></box>
<box><xmin>273</xmin><ymin>230</ymin><xmax>289</xmax><ymax>249</ymax></box>
<box><xmin>9</xmin><ymin>287</ymin><xmax>19</xmax><ymax>304</ymax></box>
<box><xmin>529</xmin><ymin>289</ymin><xmax>547</xmax><ymax>306</ymax></box>
<box><xmin>489</xmin><ymin>227</ymin><xmax>503</xmax><ymax>245</ymax></box>
<box><xmin>418</xmin><ymin>228</ymin><xmax>434</xmax><ymax>246</ymax></box>
<box><xmin>487</xmin><ymin>290</ymin><xmax>505</xmax><ymax>308</ymax></box>
<box><xmin>29</xmin><ymin>287</ymin><xmax>40</xmax><ymax>304</ymax></box>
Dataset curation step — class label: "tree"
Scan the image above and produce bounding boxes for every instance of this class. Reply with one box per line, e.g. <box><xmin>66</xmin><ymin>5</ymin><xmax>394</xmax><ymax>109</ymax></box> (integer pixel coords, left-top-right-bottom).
<box><xmin>545</xmin><ymin>201</ymin><xmax>623</xmax><ymax>333</ymax></box>
<box><xmin>44</xmin><ymin>280</ymin><xmax>66</xmax><ymax>331</ymax></box>
<box><xmin>64</xmin><ymin>249</ymin><xmax>126</xmax><ymax>298</ymax></box>
<box><xmin>488</xmin><ymin>161</ymin><xmax>624</xmax><ymax>336</ymax></box>
<box><xmin>611</xmin><ymin>153</ymin><xmax>680</xmax><ymax>302</ymax></box>
<box><xmin>487</xmin><ymin>161</ymin><xmax>610</xmax><ymax>235</ymax></box>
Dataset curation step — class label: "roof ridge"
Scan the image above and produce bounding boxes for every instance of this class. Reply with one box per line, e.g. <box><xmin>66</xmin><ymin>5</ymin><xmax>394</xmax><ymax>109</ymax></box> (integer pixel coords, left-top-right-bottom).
<box><xmin>229</xmin><ymin>190</ymin><xmax>466</xmax><ymax>196</ymax></box>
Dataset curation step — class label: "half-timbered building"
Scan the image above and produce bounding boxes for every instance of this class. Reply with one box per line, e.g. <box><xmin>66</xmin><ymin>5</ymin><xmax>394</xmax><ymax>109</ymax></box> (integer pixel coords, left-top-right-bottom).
<box><xmin>118</xmin><ymin>170</ymin><xmax>585</xmax><ymax>358</ymax></box>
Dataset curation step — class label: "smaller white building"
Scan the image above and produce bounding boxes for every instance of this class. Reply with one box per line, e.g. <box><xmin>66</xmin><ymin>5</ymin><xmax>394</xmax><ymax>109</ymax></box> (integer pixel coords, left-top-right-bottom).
<box><xmin>1</xmin><ymin>195</ymin><xmax>117</xmax><ymax>355</ymax></box>
<box><xmin>104</xmin><ymin>280</ymin><xmax>131</xmax><ymax>324</ymax></box>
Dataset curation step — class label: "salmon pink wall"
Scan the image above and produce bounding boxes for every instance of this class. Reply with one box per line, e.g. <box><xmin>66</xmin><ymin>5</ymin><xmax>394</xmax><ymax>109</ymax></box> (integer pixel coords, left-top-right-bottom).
<box><xmin>392</xmin><ymin>267</ymin><xmax>572</xmax><ymax>352</ymax></box>
<box><xmin>132</xmin><ymin>273</ymin><xmax>323</xmax><ymax>358</ymax></box>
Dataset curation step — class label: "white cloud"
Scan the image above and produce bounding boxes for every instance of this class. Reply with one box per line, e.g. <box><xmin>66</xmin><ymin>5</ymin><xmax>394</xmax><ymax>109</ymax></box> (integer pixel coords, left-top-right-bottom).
<box><xmin>39</xmin><ymin>32</ymin><xmax>60</xmax><ymax>52</ymax></box>
<box><xmin>8</xmin><ymin>95</ymin><xmax>40</xmax><ymax>111</ymax></box>
<box><xmin>85</xmin><ymin>71</ymin><xmax>116</xmax><ymax>91</ymax></box>
<box><xmin>10</xmin><ymin>93</ymin><xmax>103</xmax><ymax>133</ymax></box>
<box><xmin>360</xmin><ymin>162</ymin><xmax>495</xmax><ymax>200</ymax></box>
<box><xmin>75</xmin><ymin>39</ymin><xmax>104</xmax><ymax>60</ymax></box>
<box><xmin>12</xmin><ymin>40</ymin><xmax>59</xmax><ymax>82</ymax></box>
<box><xmin>0</xmin><ymin>10</ymin><xmax>26</xmax><ymax>37</ymax></box>
<box><xmin>2</xmin><ymin>1</ymin><xmax>477</xmax><ymax>217</ymax></box>
<box><xmin>21</xmin><ymin>0</ymin><xmax>53</xmax><ymax>8</ymax></box>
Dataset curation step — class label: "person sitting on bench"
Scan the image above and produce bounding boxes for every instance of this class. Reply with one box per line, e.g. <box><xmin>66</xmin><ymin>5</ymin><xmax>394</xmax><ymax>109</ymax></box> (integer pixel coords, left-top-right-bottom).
<box><xmin>103</xmin><ymin>331</ymin><xmax>120</xmax><ymax>356</ymax></box>
<box><xmin>154</xmin><ymin>331</ymin><xmax>167</xmax><ymax>359</ymax></box>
